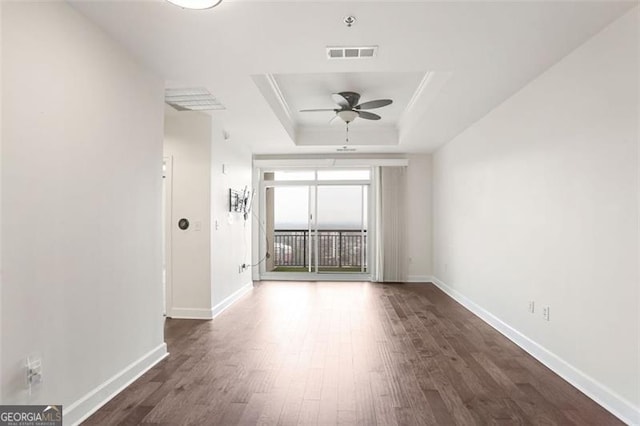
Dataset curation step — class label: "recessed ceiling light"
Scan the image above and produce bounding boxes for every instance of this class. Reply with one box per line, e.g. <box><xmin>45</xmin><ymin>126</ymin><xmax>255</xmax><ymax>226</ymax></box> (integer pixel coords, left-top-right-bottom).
<box><xmin>165</xmin><ymin>87</ymin><xmax>226</xmax><ymax>111</ymax></box>
<box><xmin>166</xmin><ymin>0</ymin><xmax>222</xmax><ymax>10</ymax></box>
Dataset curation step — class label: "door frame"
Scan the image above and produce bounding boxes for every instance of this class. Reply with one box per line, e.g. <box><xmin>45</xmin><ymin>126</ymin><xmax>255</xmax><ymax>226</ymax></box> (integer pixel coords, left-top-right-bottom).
<box><xmin>258</xmin><ymin>170</ymin><xmax>375</xmax><ymax>281</ymax></box>
<box><xmin>162</xmin><ymin>156</ymin><xmax>174</xmax><ymax>316</ymax></box>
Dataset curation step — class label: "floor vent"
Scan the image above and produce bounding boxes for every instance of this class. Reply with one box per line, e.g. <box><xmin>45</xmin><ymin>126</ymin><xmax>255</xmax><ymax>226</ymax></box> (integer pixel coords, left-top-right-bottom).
<box><xmin>326</xmin><ymin>46</ymin><xmax>378</xmax><ymax>60</ymax></box>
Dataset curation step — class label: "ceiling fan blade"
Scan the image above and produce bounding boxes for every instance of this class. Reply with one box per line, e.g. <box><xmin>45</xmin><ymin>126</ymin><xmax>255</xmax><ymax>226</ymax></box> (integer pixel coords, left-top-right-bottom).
<box><xmin>300</xmin><ymin>108</ymin><xmax>336</xmax><ymax>112</ymax></box>
<box><xmin>331</xmin><ymin>93</ymin><xmax>350</xmax><ymax>108</ymax></box>
<box><xmin>355</xmin><ymin>99</ymin><xmax>393</xmax><ymax>110</ymax></box>
<box><xmin>357</xmin><ymin>111</ymin><xmax>382</xmax><ymax>120</ymax></box>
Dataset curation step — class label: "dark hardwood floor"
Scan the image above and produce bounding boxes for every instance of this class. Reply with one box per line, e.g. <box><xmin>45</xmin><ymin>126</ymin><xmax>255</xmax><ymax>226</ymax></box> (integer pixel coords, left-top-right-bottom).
<box><xmin>83</xmin><ymin>282</ymin><xmax>622</xmax><ymax>425</ymax></box>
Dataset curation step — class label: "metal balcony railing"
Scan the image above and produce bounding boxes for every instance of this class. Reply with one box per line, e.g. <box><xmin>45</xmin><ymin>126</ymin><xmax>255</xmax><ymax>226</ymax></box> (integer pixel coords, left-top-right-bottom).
<box><xmin>273</xmin><ymin>229</ymin><xmax>367</xmax><ymax>270</ymax></box>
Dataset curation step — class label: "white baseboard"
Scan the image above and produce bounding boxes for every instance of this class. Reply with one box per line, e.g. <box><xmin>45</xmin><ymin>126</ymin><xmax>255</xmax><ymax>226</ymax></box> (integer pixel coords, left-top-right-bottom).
<box><xmin>168</xmin><ymin>282</ymin><xmax>253</xmax><ymax>320</ymax></box>
<box><xmin>211</xmin><ymin>281</ymin><xmax>253</xmax><ymax>319</ymax></box>
<box><xmin>65</xmin><ymin>343</ymin><xmax>168</xmax><ymax>426</ymax></box>
<box><xmin>430</xmin><ymin>277</ymin><xmax>640</xmax><ymax>425</ymax></box>
<box><xmin>168</xmin><ymin>307</ymin><xmax>215</xmax><ymax>320</ymax></box>
<box><xmin>406</xmin><ymin>275</ymin><xmax>434</xmax><ymax>283</ymax></box>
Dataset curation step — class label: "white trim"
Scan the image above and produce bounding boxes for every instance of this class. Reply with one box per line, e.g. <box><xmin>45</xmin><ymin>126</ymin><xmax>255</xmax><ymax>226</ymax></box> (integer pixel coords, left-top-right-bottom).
<box><xmin>261</xmin><ymin>179</ymin><xmax>371</xmax><ymax>188</ymax></box>
<box><xmin>211</xmin><ymin>281</ymin><xmax>253</xmax><ymax>319</ymax></box>
<box><xmin>402</xmin><ymin>71</ymin><xmax>433</xmax><ymax>118</ymax></box>
<box><xmin>163</xmin><ymin>156</ymin><xmax>174</xmax><ymax>317</ymax></box>
<box><xmin>168</xmin><ymin>283</ymin><xmax>253</xmax><ymax>320</ymax></box>
<box><xmin>406</xmin><ymin>275</ymin><xmax>433</xmax><ymax>283</ymax></box>
<box><xmin>265</xmin><ymin>73</ymin><xmax>294</xmax><ymax>123</ymax></box>
<box><xmin>168</xmin><ymin>307</ymin><xmax>215</xmax><ymax>320</ymax></box>
<box><xmin>430</xmin><ymin>276</ymin><xmax>640</xmax><ymax>425</ymax></box>
<box><xmin>65</xmin><ymin>343</ymin><xmax>168</xmax><ymax>426</ymax></box>
<box><xmin>398</xmin><ymin>71</ymin><xmax>452</xmax><ymax>134</ymax></box>
<box><xmin>253</xmin><ymin>158</ymin><xmax>408</xmax><ymax>168</ymax></box>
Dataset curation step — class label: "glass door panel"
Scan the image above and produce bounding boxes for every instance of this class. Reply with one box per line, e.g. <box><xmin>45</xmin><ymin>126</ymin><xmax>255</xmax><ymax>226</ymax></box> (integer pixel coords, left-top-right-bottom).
<box><xmin>315</xmin><ymin>185</ymin><xmax>368</xmax><ymax>274</ymax></box>
<box><xmin>266</xmin><ymin>186</ymin><xmax>311</xmax><ymax>273</ymax></box>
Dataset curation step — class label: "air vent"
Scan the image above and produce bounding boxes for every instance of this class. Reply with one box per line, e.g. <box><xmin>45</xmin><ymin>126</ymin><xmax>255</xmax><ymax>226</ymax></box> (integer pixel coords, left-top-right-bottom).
<box><xmin>165</xmin><ymin>87</ymin><xmax>226</xmax><ymax>111</ymax></box>
<box><xmin>326</xmin><ymin>46</ymin><xmax>378</xmax><ymax>60</ymax></box>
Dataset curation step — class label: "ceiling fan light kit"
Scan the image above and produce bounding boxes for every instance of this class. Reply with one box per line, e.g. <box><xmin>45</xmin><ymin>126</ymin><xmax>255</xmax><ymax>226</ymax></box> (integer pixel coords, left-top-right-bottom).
<box><xmin>166</xmin><ymin>0</ymin><xmax>222</xmax><ymax>10</ymax></box>
<box><xmin>300</xmin><ymin>91</ymin><xmax>392</xmax><ymax>124</ymax></box>
<box><xmin>300</xmin><ymin>91</ymin><xmax>393</xmax><ymax>145</ymax></box>
<box><xmin>337</xmin><ymin>110</ymin><xmax>358</xmax><ymax>123</ymax></box>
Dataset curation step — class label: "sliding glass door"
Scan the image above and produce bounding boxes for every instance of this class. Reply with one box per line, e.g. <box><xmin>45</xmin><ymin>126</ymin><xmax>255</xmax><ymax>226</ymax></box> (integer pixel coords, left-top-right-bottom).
<box><xmin>266</xmin><ymin>185</ymin><xmax>312</xmax><ymax>273</ymax></box>
<box><xmin>261</xmin><ymin>169</ymin><xmax>371</xmax><ymax>279</ymax></box>
<box><xmin>315</xmin><ymin>185</ymin><xmax>367</xmax><ymax>274</ymax></box>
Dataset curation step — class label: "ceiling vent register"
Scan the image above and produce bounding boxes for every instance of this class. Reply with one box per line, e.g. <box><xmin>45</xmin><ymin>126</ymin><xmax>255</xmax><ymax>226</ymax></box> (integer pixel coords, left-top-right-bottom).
<box><xmin>165</xmin><ymin>87</ymin><xmax>226</xmax><ymax>111</ymax></box>
<box><xmin>326</xmin><ymin>46</ymin><xmax>378</xmax><ymax>60</ymax></box>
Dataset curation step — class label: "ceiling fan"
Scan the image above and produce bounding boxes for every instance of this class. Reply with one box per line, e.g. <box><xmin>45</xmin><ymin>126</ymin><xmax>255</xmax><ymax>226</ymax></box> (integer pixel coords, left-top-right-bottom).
<box><xmin>300</xmin><ymin>91</ymin><xmax>393</xmax><ymax>124</ymax></box>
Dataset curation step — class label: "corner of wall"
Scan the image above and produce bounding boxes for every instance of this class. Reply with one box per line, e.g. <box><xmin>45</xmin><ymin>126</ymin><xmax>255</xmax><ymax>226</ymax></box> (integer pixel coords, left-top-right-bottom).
<box><xmin>0</xmin><ymin>0</ymin><xmax>4</xmax><ymax>401</ymax></box>
<box><xmin>209</xmin><ymin>118</ymin><xmax>253</xmax><ymax>307</ymax></box>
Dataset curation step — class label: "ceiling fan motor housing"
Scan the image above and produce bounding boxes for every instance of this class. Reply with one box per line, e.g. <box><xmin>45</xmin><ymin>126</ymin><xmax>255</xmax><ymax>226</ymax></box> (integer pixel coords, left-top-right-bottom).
<box><xmin>337</xmin><ymin>91</ymin><xmax>361</xmax><ymax>107</ymax></box>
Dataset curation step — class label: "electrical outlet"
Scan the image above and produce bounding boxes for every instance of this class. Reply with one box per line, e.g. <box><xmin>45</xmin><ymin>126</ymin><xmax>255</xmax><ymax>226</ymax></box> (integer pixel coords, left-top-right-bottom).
<box><xmin>543</xmin><ymin>306</ymin><xmax>550</xmax><ymax>321</ymax></box>
<box><xmin>528</xmin><ymin>301</ymin><xmax>535</xmax><ymax>314</ymax></box>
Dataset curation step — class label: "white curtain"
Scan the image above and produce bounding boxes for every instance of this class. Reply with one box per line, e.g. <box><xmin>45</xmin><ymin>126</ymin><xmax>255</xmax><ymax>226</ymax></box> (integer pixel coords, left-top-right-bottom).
<box><xmin>373</xmin><ymin>166</ymin><xmax>407</xmax><ymax>282</ymax></box>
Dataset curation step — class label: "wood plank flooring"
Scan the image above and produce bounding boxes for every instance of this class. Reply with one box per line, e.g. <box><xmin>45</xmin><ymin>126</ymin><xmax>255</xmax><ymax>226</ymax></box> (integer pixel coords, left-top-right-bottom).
<box><xmin>83</xmin><ymin>282</ymin><xmax>622</xmax><ymax>425</ymax></box>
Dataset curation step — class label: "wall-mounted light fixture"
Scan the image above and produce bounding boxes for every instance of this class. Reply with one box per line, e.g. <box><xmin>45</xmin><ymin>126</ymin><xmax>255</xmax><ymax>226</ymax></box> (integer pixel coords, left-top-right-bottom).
<box><xmin>166</xmin><ymin>0</ymin><xmax>222</xmax><ymax>10</ymax></box>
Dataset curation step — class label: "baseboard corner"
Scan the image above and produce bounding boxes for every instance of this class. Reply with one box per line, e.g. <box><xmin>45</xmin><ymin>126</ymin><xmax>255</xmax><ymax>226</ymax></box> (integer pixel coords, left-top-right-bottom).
<box><xmin>211</xmin><ymin>281</ymin><xmax>253</xmax><ymax>319</ymax></box>
<box><xmin>65</xmin><ymin>343</ymin><xmax>168</xmax><ymax>426</ymax></box>
<box><xmin>168</xmin><ymin>307</ymin><xmax>214</xmax><ymax>320</ymax></box>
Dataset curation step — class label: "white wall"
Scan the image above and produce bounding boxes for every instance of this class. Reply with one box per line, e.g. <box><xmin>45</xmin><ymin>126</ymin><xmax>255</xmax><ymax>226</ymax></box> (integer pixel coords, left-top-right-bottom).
<box><xmin>0</xmin><ymin>1</ymin><xmax>4</xmax><ymax>400</ymax></box>
<box><xmin>164</xmin><ymin>114</ymin><xmax>252</xmax><ymax>315</ymax></box>
<box><xmin>406</xmin><ymin>154</ymin><xmax>432</xmax><ymax>281</ymax></box>
<box><xmin>432</xmin><ymin>8</ymin><xmax>639</xmax><ymax>422</ymax></box>
<box><xmin>210</xmin><ymin>123</ymin><xmax>253</xmax><ymax>306</ymax></box>
<box><xmin>164</xmin><ymin>112</ymin><xmax>212</xmax><ymax>318</ymax></box>
<box><xmin>1</xmin><ymin>2</ymin><xmax>166</xmax><ymax>423</ymax></box>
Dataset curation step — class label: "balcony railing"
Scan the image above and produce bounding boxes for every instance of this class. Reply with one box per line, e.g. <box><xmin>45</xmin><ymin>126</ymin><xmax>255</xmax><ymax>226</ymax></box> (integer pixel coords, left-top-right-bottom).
<box><xmin>273</xmin><ymin>229</ymin><xmax>367</xmax><ymax>270</ymax></box>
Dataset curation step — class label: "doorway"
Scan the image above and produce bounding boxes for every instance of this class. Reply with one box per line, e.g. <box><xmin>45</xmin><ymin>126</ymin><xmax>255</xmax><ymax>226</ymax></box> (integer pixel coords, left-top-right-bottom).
<box><xmin>260</xmin><ymin>169</ymin><xmax>371</xmax><ymax>280</ymax></box>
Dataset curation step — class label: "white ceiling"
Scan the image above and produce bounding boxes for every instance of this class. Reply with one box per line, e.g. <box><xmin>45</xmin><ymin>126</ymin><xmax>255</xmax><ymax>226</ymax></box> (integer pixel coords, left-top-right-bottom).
<box><xmin>70</xmin><ymin>0</ymin><xmax>637</xmax><ymax>154</ymax></box>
